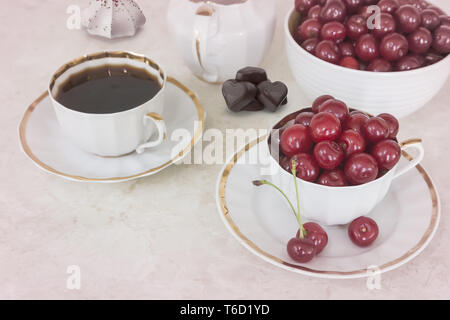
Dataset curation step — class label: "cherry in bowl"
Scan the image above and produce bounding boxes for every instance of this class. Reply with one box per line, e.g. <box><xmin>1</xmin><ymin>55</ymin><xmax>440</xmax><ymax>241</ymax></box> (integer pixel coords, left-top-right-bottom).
<box><xmin>313</xmin><ymin>140</ymin><xmax>344</xmax><ymax>170</ymax></box>
<box><xmin>280</xmin><ymin>124</ymin><xmax>313</xmax><ymax>157</ymax></box>
<box><xmin>317</xmin><ymin>169</ymin><xmax>348</xmax><ymax>186</ymax></box>
<box><xmin>344</xmin><ymin>153</ymin><xmax>379</xmax><ymax>185</ymax></box>
<box><xmin>312</xmin><ymin>94</ymin><xmax>334</xmax><ymax>113</ymax></box>
<box><xmin>310</xmin><ymin>112</ymin><xmax>342</xmax><ymax>142</ymax></box>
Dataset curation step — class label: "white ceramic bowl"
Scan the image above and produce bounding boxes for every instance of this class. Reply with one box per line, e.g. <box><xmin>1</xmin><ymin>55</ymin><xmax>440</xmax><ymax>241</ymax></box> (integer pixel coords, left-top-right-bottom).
<box><xmin>266</xmin><ymin>110</ymin><xmax>424</xmax><ymax>226</ymax></box>
<box><xmin>284</xmin><ymin>8</ymin><xmax>450</xmax><ymax>119</ymax></box>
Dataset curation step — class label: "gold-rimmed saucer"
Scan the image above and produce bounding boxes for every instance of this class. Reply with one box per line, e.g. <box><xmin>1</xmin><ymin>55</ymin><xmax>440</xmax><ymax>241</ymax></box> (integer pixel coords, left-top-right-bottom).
<box><xmin>216</xmin><ymin>136</ymin><xmax>440</xmax><ymax>279</ymax></box>
<box><xmin>19</xmin><ymin>77</ymin><xmax>205</xmax><ymax>183</ymax></box>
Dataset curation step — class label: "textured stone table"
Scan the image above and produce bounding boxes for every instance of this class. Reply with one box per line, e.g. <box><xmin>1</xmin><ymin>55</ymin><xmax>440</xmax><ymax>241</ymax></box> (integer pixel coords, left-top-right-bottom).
<box><xmin>1</xmin><ymin>0</ymin><xmax>449</xmax><ymax>299</ymax></box>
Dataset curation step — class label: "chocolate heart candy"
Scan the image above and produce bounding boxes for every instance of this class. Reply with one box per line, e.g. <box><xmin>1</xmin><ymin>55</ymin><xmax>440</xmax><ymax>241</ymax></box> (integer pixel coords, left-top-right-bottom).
<box><xmin>236</xmin><ymin>67</ymin><xmax>268</xmax><ymax>84</ymax></box>
<box><xmin>242</xmin><ymin>99</ymin><xmax>264</xmax><ymax>112</ymax></box>
<box><xmin>257</xmin><ymin>80</ymin><xmax>288</xmax><ymax>112</ymax></box>
<box><xmin>222</xmin><ymin>80</ymin><xmax>257</xmax><ymax>112</ymax></box>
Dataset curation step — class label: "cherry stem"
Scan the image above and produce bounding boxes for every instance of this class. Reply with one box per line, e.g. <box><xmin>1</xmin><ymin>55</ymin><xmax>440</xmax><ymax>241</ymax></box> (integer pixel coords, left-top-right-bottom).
<box><xmin>291</xmin><ymin>159</ymin><xmax>305</xmax><ymax>239</ymax></box>
<box><xmin>252</xmin><ymin>180</ymin><xmax>297</xmax><ymax>219</ymax></box>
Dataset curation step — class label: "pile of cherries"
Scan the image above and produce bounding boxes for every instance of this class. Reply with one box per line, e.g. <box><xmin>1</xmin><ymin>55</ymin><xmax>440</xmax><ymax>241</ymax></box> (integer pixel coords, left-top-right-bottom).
<box><xmin>272</xmin><ymin>94</ymin><xmax>401</xmax><ymax>186</ymax></box>
<box><xmin>294</xmin><ymin>0</ymin><xmax>450</xmax><ymax>71</ymax></box>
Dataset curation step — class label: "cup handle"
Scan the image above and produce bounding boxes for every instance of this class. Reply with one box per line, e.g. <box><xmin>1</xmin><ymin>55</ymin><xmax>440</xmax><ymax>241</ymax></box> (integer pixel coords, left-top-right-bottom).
<box><xmin>135</xmin><ymin>112</ymin><xmax>167</xmax><ymax>154</ymax></box>
<box><xmin>393</xmin><ymin>139</ymin><xmax>424</xmax><ymax>179</ymax></box>
<box><xmin>192</xmin><ymin>5</ymin><xmax>219</xmax><ymax>82</ymax></box>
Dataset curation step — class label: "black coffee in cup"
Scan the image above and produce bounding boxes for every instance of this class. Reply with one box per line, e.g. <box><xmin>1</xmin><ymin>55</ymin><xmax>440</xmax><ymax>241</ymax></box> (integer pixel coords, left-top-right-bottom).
<box><xmin>55</xmin><ymin>64</ymin><xmax>162</xmax><ymax>114</ymax></box>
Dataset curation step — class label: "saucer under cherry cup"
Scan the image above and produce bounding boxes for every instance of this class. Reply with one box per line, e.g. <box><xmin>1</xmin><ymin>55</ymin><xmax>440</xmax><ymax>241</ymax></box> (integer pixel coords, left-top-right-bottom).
<box><xmin>216</xmin><ymin>136</ymin><xmax>440</xmax><ymax>278</ymax></box>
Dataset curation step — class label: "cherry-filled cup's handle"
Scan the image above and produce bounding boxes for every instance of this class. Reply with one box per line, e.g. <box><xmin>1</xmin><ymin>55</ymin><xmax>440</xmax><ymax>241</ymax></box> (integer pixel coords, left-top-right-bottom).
<box><xmin>136</xmin><ymin>112</ymin><xmax>167</xmax><ymax>154</ymax></box>
<box><xmin>393</xmin><ymin>139</ymin><xmax>424</xmax><ymax>179</ymax></box>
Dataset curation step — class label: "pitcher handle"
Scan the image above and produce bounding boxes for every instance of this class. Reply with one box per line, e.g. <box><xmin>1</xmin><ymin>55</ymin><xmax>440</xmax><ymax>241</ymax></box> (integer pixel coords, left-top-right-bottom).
<box><xmin>192</xmin><ymin>4</ymin><xmax>219</xmax><ymax>82</ymax></box>
<box><xmin>393</xmin><ymin>139</ymin><xmax>424</xmax><ymax>179</ymax></box>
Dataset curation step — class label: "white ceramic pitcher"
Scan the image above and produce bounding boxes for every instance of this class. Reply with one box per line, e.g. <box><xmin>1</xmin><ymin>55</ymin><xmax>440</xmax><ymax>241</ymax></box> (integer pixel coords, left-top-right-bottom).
<box><xmin>167</xmin><ymin>0</ymin><xmax>276</xmax><ymax>83</ymax></box>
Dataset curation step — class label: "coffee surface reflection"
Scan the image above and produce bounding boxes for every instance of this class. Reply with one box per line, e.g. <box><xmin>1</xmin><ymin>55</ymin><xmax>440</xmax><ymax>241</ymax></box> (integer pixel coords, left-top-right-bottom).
<box><xmin>55</xmin><ymin>64</ymin><xmax>162</xmax><ymax>114</ymax></box>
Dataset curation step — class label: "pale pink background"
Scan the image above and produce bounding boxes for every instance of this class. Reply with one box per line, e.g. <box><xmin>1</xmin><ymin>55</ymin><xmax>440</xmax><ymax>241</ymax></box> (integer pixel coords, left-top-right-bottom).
<box><xmin>1</xmin><ymin>0</ymin><xmax>449</xmax><ymax>299</ymax></box>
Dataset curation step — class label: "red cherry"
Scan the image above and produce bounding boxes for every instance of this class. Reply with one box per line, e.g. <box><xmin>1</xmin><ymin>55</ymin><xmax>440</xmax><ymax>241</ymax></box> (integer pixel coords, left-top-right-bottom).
<box><xmin>408</xmin><ymin>27</ymin><xmax>432</xmax><ymax>54</ymax></box>
<box><xmin>298</xmin><ymin>18</ymin><xmax>322</xmax><ymax>41</ymax></box>
<box><xmin>295</xmin><ymin>111</ymin><xmax>315</xmax><ymax>127</ymax></box>
<box><xmin>362</xmin><ymin>117</ymin><xmax>390</xmax><ymax>143</ymax></box>
<box><xmin>318</xmin><ymin>98</ymin><xmax>350</xmax><ymax>123</ymax></box>
<box><xmin>287</xmin><ymin>237</ymin><xmax>317</xmax><ymax>263</ymax></box>
<box><xmin>339</xmin><ymin>41</ymin><xmax>356</xmax><ymax>57</ymax></box>
<box><xmin>379</xmin><ymin>33</ymin><xmax>409</xmax><ymax>61</ymax></box>
<box><xmin>343</xmin><ymin>0</ymin><xmax>363</xmax><ymax>14</ymax></box>
<box><xmin>280</xmin><ymin>124</ymin><xmax>313</xmax><ymax>157</ymax></box>
<box><xmin>378</xmin><ymin>0</ymin><xmax>399</xmax><ymax>14</ymax></box>
<box><xmin>355</xmin><ymin>34</ymin><xmax>379</xmax><ymax>62</ymax></box>
<box><xmin>295</xmin><ymin>0</ymin><xmax>319</xmax><ymax>14</ymax></box>
<box><xmin>372</xmin><ymin>13</ymin><xmax>397</xmax><ymax>39</ymax></box>
<box><xmin>296</xmin><ymin>222</ymin><xmax>328</xmax><ymax>254</ymax></box>
<box><xmin>315</xmin><ymin>40</ymin><xmax>342</xmax><ymax>64</ymax></box>
<box><xmin>377</xmin><ymin>113</ymin><xmax>399</xmax><ymax>139</ymax></box>
<box><xmin>421</xmin><ymin>9</ymin><xmax>440</xmax><ymax>31</ymax></box>
<box><xmin>348</xmin><ymin>216</ymin><xmax>379</xmax><ymax>247</ymax></box>
<box><xmin>340</xmin><ymin>56</ymin><xmax>360</xmax><ymax>69</ymax></box>
<box><xmin>395</xmin><ymin>54</ymin><xmax>424</xmax><ymax>71</ymax></box>
<box><xmin>366</xmin><ymin>58</ymin><xmax>393</xmax><ymax>72</ymax></box>
<box><xmin>433</xmin><ymin>26</ymin><xmax>450</xmax><ymax>54</ymax></box>
<box><xmin>312</xmin><ymin>94</ymin><xmax>334</xmax><ymax>113</ymax></box>
<box><xmin>308</xmin><ymin>4</ymin><xmax>322</xmax><ymax>19</ymax></box>
<box><xmin>289</xmin><ymin>153</ymin><xmax>321</xmax><ymax>182</ymax></box>
<box><xmin>310</xmin><ymin>112</ymin><xmax>342</xmax><ymax>142</ymax></box>
<box><xmin>321</xmin><ymin>21</ymin><xmax>347</xmax><ymax>42</ymax></box>
<box><xmin>344</xmin><ymin>112</ymin><xmax>369</xmax><ymax>133</ymax></box>
<box><xmin>395</xmin><ymin>4</ymin><xmax>422</xmax><ymax>34</ymax></box>
<box><xmin>371</xmin><ymin>139</ymin><xmax>401</xmax><ymax>170</ymax></box>
<box><xmin>313</xmin><ymin>140</ymin><xmax>344</xmax><ymax>170</ymax></box>
<box><xmin>319</xmin><ymin>0</ymin><xmax>347</xmax><ymax>23</ymax></box>
<box><xmin>317</xmin><ymin>169</ymin><xmax>349</xmax><ymax>186</ymax></box>
<box><xmin>338</xmin><ymin>129</ymin><xmax>366</xmax><ymax>157</ymax></box>
<box><xmin>302</xmin><ymin>38</ymin><xmax>320</xmax><ymax>54</ymax></box>
<box><xmin>346</xmin><ymin>14</ymin><xmax>368</xmax><ymax>40</ymax></box>
<box><xmin>344</xmin><ymin>153</ymin><xmax>378</xmax><ymax>185</ymax></box>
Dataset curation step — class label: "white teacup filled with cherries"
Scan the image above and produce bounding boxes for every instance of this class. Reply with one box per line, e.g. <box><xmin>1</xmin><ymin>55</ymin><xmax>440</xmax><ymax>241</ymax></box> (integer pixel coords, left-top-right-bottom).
<box><xmin>254</xmin><ymin>95</ymin><xmax>424</xmax><ymax>263</ymax></box>
<box><xmin>276</xmin><ymin>94</ymin><xmax>402</xmax><ymax>186</ymax></box>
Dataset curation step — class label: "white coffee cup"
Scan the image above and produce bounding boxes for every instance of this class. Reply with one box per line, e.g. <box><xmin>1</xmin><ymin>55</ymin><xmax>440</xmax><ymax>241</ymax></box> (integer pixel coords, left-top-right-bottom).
<box><xmin>266</xmin><ymin>112</ymin><xmax>425</xmax><ymax>226</ymax></box>
<box><xmin>48</xmin><ymin>51</ymin><xmax>167</xmax><ymax>157</ymax></box>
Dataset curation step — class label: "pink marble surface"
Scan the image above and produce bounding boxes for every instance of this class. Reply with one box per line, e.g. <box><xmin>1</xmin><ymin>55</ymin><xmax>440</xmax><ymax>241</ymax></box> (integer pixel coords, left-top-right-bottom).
<box><xmin>1</xmin><ymin>0</ymin><xmax>450</xmax><ymax>299</ymax></box>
